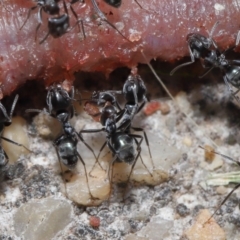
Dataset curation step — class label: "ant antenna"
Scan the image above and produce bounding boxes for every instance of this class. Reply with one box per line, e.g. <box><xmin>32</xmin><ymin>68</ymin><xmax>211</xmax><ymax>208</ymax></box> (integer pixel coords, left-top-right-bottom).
<box><xmin>209</xmin><ymin>21</ymin><xmax>220</xmax><ymax>41</ymax></box>
<box><xmin>9</xmin><ymin>94</ymin><xmax>19</xmax><ymax>118</ymax></box>
<box><xmin>90</xmin><ymin>0</ymin><xmax>132</xmax><ymax>43</ymax></box>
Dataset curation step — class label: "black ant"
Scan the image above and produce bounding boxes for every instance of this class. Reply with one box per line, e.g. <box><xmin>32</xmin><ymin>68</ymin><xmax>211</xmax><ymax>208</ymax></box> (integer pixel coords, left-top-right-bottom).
<box><xmin>80</xmin><ymin>102</ymin><xmax>144</xmax><ymax>199</ymax></box>
<box><xmin>170</xmin><ymin>22</ymin><xmax>240</xmax><ymax>102</ymax></box>
<box><xmin>81</xmin><ymin>73</ymin><xmax>154</xmax><ymax>198</ymax></box>
<box><xmin>199</xmin><ymin>146</ymin><xmax>240</xmax><ymax>224</ymax></box>
<box><xmin>0</xmin><ymin>95</ymin><xmax>31</xmax><ymax>176</ymax></box>
<box><xmin>26</xmin><ymin>85</ymin><xmax>100</xmax><ymax>199</ymax></box>
<box><xmin>170</xmin><ymin>21</ymin><xmax>220</xmax><ymax>76</ymax></box>
<box><xmin>20</xmin><ymin>0</ymin><xmax>85</xmax><ymax>43</ymax></box>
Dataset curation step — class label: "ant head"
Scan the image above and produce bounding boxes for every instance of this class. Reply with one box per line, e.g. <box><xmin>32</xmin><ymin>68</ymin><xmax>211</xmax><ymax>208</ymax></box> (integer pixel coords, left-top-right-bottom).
<box><xmin>123</xmin><ymin>74</ymin><xmax>147</xmax><ymax>103</ymax></box>
<box><xmin>48</xmin><ymin>15</ymin><xmax>69</xmax><ymax>38</ymax></box>
<box><xmin>44</xmin><ymin>0</ymin><xmax>60</xmax><ymax>15</ymax></box>
<box><xmin>187</xmin><ymin>33</ymin><xmax>213</xmax><ymax>58</ymax></box>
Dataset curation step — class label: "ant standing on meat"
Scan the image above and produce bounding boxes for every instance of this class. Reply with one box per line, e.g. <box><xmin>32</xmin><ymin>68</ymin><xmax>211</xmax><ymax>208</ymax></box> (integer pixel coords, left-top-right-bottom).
<box><xmin>81</xmin><ymin>72</ymin><xmax>154</xmax><ymax>199</ymax></box>
<box><xmin>26</xmin><ymin>84</ymin><xmax>99</xmax><ymax>199</ymax></box>
<box><xmin>170</xmin><ymin>21</ymin><xmax>240</xmax><ymax>102</ymax></box>
<box><xmin>0</xmin><ymin>95</ymin><xmax>31</xmax><ymax>181</ymax></box>
<box><xmin>20</xmin><ymin>0</ymin><xmax>85</xmax><ymax>43</ymax></box>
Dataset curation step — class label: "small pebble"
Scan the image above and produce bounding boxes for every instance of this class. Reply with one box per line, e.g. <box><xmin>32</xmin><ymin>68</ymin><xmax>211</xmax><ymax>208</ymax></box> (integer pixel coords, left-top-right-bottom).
<box><xmin>143</xmin><ymin>101</ymin><xmax>161</xmax><ymax>116</ymax></box>
<box><xmin>89</xmin><ymin>216</ymin><xmax>100</xmax><ymax>228</ymax></box>
<box><xmin>204</xmin><ymin>145</ymin><xmax>215</xmax><ymax>162</ymax></box>
<box><xmin>216</xmin><ymin>186</ymin><xmax>228</xmax><ymax>195</ymax></box>
<box><xmin>159</xmin><ymin>102</ymin><xmax>170</xmax><ymax>115</ymax></box>
<box><xmin>184</xmin><ymin>209</ymin><xmax>226</xmax><ymax>240</ymax></box>
<box><xmin>176</xmin><ymin>203</ymin><xmax>190</xmax><ymax>217</ymax></box>
<box><xmin>183</xmin><ymin>137</ymin><xmax>192</xmax><ymax>147</ymax></box>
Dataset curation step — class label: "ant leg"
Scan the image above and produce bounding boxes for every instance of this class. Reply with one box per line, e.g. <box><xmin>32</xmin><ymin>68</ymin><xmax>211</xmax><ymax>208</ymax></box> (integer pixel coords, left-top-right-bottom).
<box><xmin>90</xmin><ymin>0</ymin><xmax>131</xmax><ymax>43</ymax></box>
<box><xmin>77</xmin><ymin>152</ymin><xmax>98</xmax><ymax>200</ymax></box>
<box><xmin>208</xmin><ymin>21</ymin><xmax>220</xmax><ymax>44</ymax></box>
<box><xmin>39</xmin><ymin>32</ymin><xmax>50</xmax><ymax>44</ymax></box>
<box><xmin>79</xmin><ymin>129</ymin><xmax>105</xmax><ymax>170</ymax></box>
<box><xmin>170</xmin><ymin>45</ymin><xmax>195</xmax><ymax>75</ymax></box>
<box><xmin>236</xmin><ymin>30</ymin><xmax>240</xmax><ymax>46</ymax></box>
<box><xmin>35</xmin><ymin>7</ymin><xmax>43</xmax><ymax>42</ymax></box>
<box><xmin>9</xmin><ymin>95</ymin><xmax>19</xmax><ymax>118</ymax></box>
<box><xmin>53</xmin><ymin>143</ymin><xmax>68</xmax><ymax>198</ymax></box>
<box><xmin>106</xmin><ymin>148</ymin><xmax>118</xmax><ymax>202</ymax></box>
<box><xmin>133</xmin><ymin>137</ymin><xmax>153</xmax><ymax>177</ymax></box>
<box><xmin>89</xmin><ymin>141</ymin><xmax>107</xmax><ymax>176</ymax></box>
<box><xmin>69</xmin><ymin>5</ymin><xmax>86</xmax><ymax>39</ymax></box>
<box><xmin>232</xmin><ymin>60</ymin><xmax>240</xmax><ymax>65</ymax></box>
<box><xmin>25</xmin><ymin>108</ymin><xmax>49</xmax><ymax>115</ymax></box>
<box><xmin>122</xmin><ymin>135</ymin><xmax>143</xmax><ymax>200</ymax></box>
<box><xmin>1</xmin><ymin>136</ymin><xmax>32</xmax><ymax>153</ymax></box>
<box><xmin>205</xmin><ymin>183</ymin><xmax>240</xmax><ymax>225</ymax></box>
<box><xmin>0</xmin><ymin>94</ymin><xmax>18</xmax><ymax>124</ymax></box>
<box><xmin>20</xmin><ymin>6</ymin><xmax>38</xmax><ymax>30</ymax></box>
<box><xmin>131</xmin><ymin>127</ymin><xmax>154</xmax><ymax>170</ymax></box>
<box><xmin>198</xmin><ymin>67</ymin><xmax>214</xmax><ymax>79</ymax></box>
<box><xmin>127</xmin><ymin>134</ymin><xmax>144</xmax><ymax>183</ymax></box>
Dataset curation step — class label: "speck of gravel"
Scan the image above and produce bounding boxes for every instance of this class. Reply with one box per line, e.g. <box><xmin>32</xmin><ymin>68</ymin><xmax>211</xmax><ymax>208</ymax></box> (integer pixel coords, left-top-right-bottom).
<box><xmin>176</xmin><ymin>203</ymin><xmax>190</xmax><ymax>217</ymax></box>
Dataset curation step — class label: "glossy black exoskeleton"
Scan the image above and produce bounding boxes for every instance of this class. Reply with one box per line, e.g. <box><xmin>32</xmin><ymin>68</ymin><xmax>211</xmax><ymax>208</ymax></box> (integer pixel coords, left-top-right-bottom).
<box><xmin>26</xmin><ymin>85</ymin><xmax>98</xmax><ymax>199</ymax></box>
<box><xmin>54</xmin><ymin>121</ymin><xmax>98</xmax><ymax>199</ymax></box>
<box><xmin>170</xmin><ymin>22</ymin><xmax>240</xmax><ymax>101</ymax></box>
<box><xmin>20</xmin><ymin>0</ymin><xmax>61</xmax><ymax>33</ymax></box>
<box><xmin>21</xmin><ymin>0</ymin><xmax>84</xmax><ymax>43</ymax></box>
<box><xmin>46</xmin><ymin>85</ymin><xmax>74</xmax><ymax>122</ymax></box>
<box><xmin>81</xmin><ymin>74</ymin><xmax>153</xmax><ymax>193</ymax></box>
<box><xmin>80</xmin><ymin>104</ymin><xmax>143</xmax><ymax>186</ymax></box>
<box><xmin>27</xmin><ymin>84</ymin><xmax>74</xmax><ymax>122</ymax></box>
<box><xmin>0</xmin><ymin>95</ymin><xmax>31</xmax><ymax>176</ymax></box>
<box><xmin>103</xmin><ymin>0</ymin><xmax>121</xmax><ymax>8</ymax></box>
<box><xmin>170</xmin><ymin>22</ymin><xmax>219</xmax><ymax>76</ymax></box>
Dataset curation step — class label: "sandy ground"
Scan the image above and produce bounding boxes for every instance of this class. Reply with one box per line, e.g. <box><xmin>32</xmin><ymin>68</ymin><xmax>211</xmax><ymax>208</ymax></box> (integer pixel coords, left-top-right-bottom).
<box><xmin>0</xmin><ymin>65</ymin><xmax>240</xmax><ymax>239</ymax></box>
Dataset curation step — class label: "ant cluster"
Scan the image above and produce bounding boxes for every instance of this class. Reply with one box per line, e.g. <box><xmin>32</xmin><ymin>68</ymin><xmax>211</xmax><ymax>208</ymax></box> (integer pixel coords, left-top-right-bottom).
<box><xmin>21</xmin><ymin>72</ymin><xmax>154</xmax><ymax>201</ymax></box>
<box><xmin>2</xmin><ymin>0</ymin><xmax>240</xmax><ymax>232</ymax></box>
<box><xmin>168</xmin><ymin>22</ymin><xmax>240</xmax><ymax>224</ymax></box>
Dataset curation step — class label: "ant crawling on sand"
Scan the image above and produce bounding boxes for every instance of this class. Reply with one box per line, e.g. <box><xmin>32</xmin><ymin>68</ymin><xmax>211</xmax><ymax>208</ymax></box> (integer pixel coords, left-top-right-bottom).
<box><xmin>170</xmin><ymin>22</ymin><xmax>240</xmax><ymax>102</ymax></box>
<box><xmin>0</xmin><ymin>95</ymin><xmax>31</xmax><ymax>180</ymax></box>
<box><xmin>20</xmin><ymin>0</ymin><xmax>85</xmax><ymax>43</ymax></box>
<box><xmin>26</xmin><ymin>84</ymin><xmax>99</xmax><ymax>199</ymax></box>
